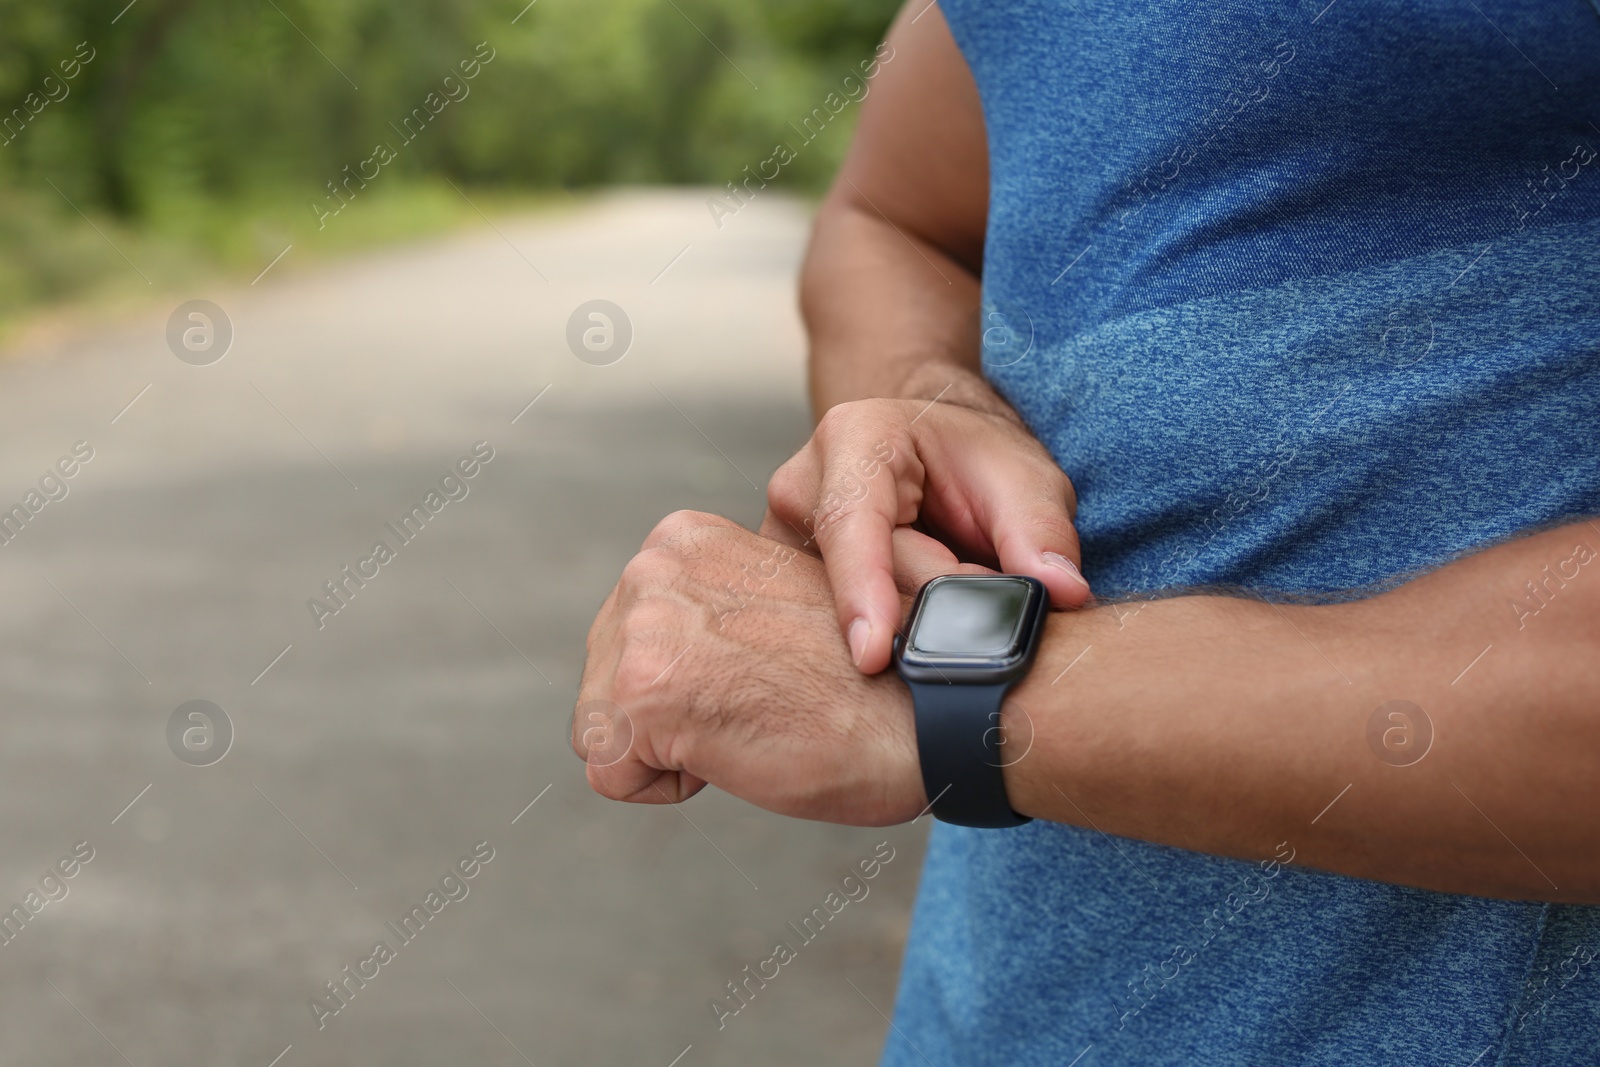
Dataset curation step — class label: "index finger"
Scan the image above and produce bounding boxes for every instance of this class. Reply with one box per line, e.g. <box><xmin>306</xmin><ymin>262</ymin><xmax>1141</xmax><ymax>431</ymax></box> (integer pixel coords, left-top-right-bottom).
<box><xmin>810</xmin><ymin>432</ymin><xmax>923</xmax><ymax>674</ymax></box>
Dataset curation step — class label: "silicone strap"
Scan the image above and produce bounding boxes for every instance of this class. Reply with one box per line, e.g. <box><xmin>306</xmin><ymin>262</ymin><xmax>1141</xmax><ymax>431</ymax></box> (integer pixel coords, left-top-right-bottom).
<box><xmin>907</xmin><ymin>680</ymin><xmax>1031</xmax><ymax>828</ymax></box>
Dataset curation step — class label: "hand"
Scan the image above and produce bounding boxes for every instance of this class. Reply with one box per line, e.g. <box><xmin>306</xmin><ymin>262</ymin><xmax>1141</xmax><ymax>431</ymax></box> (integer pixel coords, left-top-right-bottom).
<box><xmin>760</xmin><ymin>390</ymin><xmax>1089</xmax><ymax>675</ymax></box>
<box><xmin>572</xmin><ymin>510</ymin><xmax>996</xmax><ymax>825</ymax></box>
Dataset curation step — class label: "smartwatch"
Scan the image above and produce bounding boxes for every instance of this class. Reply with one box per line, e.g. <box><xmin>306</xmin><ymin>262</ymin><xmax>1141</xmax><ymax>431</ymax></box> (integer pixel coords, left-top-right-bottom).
<box><xmin>893</xmin><ymin>574</ymin><xmax>1048</xmax><ymax>829</ymax></box>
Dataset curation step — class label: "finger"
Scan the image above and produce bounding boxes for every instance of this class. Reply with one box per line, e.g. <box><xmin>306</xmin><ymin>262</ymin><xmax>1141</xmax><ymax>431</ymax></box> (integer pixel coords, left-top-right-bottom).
<box><xmin>758</xmin><ymin>507</ymin><xmax>818</xmax><ymax>556</ymax></box>
<box><xmin>890</xmin><ymin>527</ymin><xmax>959</xmax><ymax>595</ymax></box>
<box><xmin>979</xmin><ymin>482</ymin><xmax>1091</xmax><ymax>609</ymax></box>
<box><xmin>570</xmin><ymin>650</ymin><xmax>626</xmax><ymax>763</ymax></box>
<box><xmin>810</xmin><ymin>430</ymin><xmax>924</xmax><ymax>674</ymax></box>
<box><xmin>580</xmin><ymin>674</ymin><xmax>707</xmax><ymax>804</ymax></box>
<box><xmin>587</xmin><ymin>758</ymin><xmax>709</xmax><ymax>806</ymax></box>
<box><xmin>890</xmin><ymin>527</ymin><xmax>999</xmax><ymax>595</ymax></box>
<box><xmin>572</xmin><ymin>589</ymin><xmax>627</xmax><ymax>763</ymax></box>
<box><xmin>763</xmin><ymin>447</ymin><xmax>825</xmax><ymax>551</ymax></box>
<box><xmin>576</xmin><ymin>652</ymin><xmax>706</xmax><ymax>801</ymax></box>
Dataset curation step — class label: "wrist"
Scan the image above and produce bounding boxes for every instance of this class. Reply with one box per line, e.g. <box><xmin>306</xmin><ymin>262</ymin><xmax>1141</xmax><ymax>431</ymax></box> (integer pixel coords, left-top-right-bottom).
<box><xmin>998</xmin><ymin>605</ymin><xmax>1110</xmax><ymax>821</ymax></box>
<box><xmin>895</xmin><ymin>574</ymin><xmax>1050</xmax><ymax>827</ymax></box>
<box><xmin>895</xmin><ymin>361</ymin><xmax>1023</xmax><ymax>425</ymax></box>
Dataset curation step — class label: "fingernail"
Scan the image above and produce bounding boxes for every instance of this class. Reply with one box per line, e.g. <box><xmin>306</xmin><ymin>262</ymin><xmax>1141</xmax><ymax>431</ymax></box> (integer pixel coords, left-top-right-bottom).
<box><xmin>1042</xmin><ymin>551</ymin><xmax>1089</xmax><ymax>589</ymax></box>
<box><xmin>848</xmin><ymin>618</ymin><xmax>871</xmax><ymax>667</ymax></box>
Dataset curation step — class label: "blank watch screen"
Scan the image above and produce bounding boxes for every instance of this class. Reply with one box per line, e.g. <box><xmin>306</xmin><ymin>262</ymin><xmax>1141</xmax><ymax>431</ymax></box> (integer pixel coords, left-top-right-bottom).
<box><xmin>909</xmin><ymin>577</ymin><xmax>1030</xmax><ymax>656</ymax></box>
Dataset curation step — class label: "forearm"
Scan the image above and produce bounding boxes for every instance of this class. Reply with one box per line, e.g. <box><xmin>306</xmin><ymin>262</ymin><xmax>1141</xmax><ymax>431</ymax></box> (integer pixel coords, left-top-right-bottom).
<box><xmin>799</xmin><ymin>191</ymin><xmax>1000</xmax><ymax>419</ymax></box>
<box><xmin>1005</xmin><ymin>520</ymin><xmax>1600</xmax><ymax>902</ymax></box>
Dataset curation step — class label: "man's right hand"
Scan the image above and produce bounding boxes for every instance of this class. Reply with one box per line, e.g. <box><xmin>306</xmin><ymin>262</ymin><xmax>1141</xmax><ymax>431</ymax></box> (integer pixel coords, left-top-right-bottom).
<box><xmin>776</xmin><ymin>1</ymin><xmax>1091</xmax><ymax>674</ymax></box>
<box><xmin>759</xmin><ymin>384</ymin><xmax>1089</xmax><ymax>675</ymax></box>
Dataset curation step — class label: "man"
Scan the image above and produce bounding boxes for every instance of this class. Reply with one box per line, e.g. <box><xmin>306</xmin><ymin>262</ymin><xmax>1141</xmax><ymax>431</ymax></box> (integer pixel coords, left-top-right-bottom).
<box><xmin>576</xmin><ymin>1</ymin><xmax>1600</xmax><ymax>1062</ymax></box>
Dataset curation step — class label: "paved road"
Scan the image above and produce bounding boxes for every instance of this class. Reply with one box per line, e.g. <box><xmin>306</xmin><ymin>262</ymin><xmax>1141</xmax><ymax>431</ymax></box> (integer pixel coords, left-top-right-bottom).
<box><xmin>0</xmin><ymin>190</ymin><xmax>927</xmax><ymax>1066</ymax></box>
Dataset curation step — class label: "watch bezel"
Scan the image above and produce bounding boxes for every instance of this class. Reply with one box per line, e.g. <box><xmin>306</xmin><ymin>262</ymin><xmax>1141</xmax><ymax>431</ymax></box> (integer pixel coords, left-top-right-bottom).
<box><xmin>893</xmin><ymin>574</ymin><xmax>1049</xmax><ymax>685</ymax></box>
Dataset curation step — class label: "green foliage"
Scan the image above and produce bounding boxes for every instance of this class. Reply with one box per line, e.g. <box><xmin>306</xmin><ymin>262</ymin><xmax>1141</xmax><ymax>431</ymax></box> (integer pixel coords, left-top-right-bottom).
<box><xmin>0</xmin><ymin>0</ymin><xmax>900</xmax><ymax>321</ymax></box>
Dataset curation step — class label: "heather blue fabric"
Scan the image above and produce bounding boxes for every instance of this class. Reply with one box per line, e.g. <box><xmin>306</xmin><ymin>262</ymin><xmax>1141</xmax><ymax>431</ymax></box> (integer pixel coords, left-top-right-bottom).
<box><xmin>883</xmin><ymin>1</ymin><xmax>1600</xmax><ymax>1064</ymax></box>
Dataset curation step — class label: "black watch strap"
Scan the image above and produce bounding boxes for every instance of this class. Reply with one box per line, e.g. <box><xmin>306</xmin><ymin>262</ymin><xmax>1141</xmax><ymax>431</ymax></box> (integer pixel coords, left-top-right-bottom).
<box><xmin>907</xmin><ymin>680</ymin><xmax>1031</xmax><ymax>829</ymax></box>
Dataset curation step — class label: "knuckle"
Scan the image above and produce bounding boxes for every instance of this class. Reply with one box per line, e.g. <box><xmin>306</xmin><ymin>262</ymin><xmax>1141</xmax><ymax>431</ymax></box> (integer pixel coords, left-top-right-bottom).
<box><xmin>814</xmin><ymin>402</ymin><xmax>856</xmax><ymax>442</ymax></box>
<box><xmin>618</xmin><ymin>548</ymin><xmax>676</xmax><ymax>595</ymax></box>
<box><xmin>609</xmin><ymin>605</ymin><xmax>684</xmax><ymax>701</ymax></box>
<box><xmin>893</xmin><ymin>477</ymin><xmax>926</xmax><ymax>523</ymax></box>
<box><xmin>813</xmin><ymin>455</ymin><xmax>908</xmax><ymax>540</ymax></box>
<box><xmin>641</xmin><ymin>509</ymin><xmax>717</xmax><ymax>552</ymax></box>
<box><xmin>815</xmin><ymin>398</ymin><xmax>891</xmax><ymax>444</ymax></box>
<box><xmin>766</xmin><ymin>457</ymin><xmax>809</xmax><ymax>515</ymax></box>
<box><xmin>610</xmin><ymin>646</ymin><xmax>669</xmax><ymax>707</ymax></box>
<box><xmin>1040</xmin><ymin>464</ymin><xmax>1079</xmax><ymax>513</ymax></box>
<box><xmin>585</xmin><ymin>762</ymin><xmax>629</xmax><ymax>801</ymax></box>
<box><xmin>625</xmin><ymin>594</ymin><xmax>681</xmax><ymax>635</ymax></box>
<box><xmin>1022</xmin><ymin>508</ymin><xmax>1078</xmax><ymax>545</ymax></box>
<box><xmin>811</xmin><ymin>490</ymin><xmax>858</xmax><ymax>540</ymax></box>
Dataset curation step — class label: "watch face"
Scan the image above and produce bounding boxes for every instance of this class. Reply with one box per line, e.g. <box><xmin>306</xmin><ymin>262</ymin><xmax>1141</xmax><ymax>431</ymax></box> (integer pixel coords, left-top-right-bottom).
<box><xmin>907</xmin><ymin>576</ymin><xmax>1034</xmax><ymax>660</ymax></box>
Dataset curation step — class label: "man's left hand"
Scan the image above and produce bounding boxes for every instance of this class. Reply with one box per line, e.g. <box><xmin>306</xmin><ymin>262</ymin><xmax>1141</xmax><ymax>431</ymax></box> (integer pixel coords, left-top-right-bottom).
<box><xmin>573</xmin><ymin>510</ymin><xmax>990</xmax><ymax>825</ymax></box>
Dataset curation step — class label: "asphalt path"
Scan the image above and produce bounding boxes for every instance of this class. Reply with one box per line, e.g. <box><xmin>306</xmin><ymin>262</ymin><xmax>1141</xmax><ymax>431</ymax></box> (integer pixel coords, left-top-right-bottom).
<box><xmin>0</xmin><ymin>189</ymin><xmax>927</xmax><ymax>1066</ymax></box>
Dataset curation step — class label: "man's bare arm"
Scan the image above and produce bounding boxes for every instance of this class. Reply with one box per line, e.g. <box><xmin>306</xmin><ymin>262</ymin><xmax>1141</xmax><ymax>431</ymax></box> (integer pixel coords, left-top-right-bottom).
<box><xmin>580</xmin><ymin>511</ymin><xmax>1600</xmax><ymax>903</ymax></box>
<box><xmin>1005</xmin><ymin>519</ymin><xmax>1600</xmax><ymax>902</ymax></box>
<box><xmin>799</xmin><ymin>1</ymin><xmax>995</xmax><ymax>417</ymax></box>
<box><xmin>767</xmin><ymin>2</ymin><xmax>1091</xmax><ymax>675</ymax></box>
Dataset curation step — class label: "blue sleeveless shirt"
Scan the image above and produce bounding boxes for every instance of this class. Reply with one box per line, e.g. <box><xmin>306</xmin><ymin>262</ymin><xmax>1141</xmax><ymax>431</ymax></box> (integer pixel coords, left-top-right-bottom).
<box><xmin>884</xmin><ymin>2</ymin><xmax>1600</xmax><ymax>1064</ymax></box>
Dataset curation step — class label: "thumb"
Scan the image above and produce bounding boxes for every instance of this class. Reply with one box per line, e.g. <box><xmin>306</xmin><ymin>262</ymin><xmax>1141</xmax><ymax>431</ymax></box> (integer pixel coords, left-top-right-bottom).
<box><xmin>984</xmin><ymin>494</ymin><xmax>1091</xmax><ymax>609</ymax></box>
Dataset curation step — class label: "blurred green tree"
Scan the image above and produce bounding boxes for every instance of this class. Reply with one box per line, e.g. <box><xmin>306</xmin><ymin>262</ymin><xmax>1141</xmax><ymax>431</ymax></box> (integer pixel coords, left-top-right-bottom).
<box><xmin>0</xmin><ymin>0</ymin><xmax>899</xmax><ymax>318</ymax></box>
<box><xmin>0</xmin><ymin>0</ymin><xmax>900</xmax><ymax>216</ymax></box>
